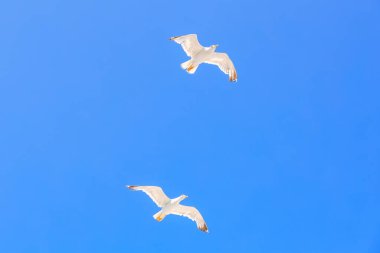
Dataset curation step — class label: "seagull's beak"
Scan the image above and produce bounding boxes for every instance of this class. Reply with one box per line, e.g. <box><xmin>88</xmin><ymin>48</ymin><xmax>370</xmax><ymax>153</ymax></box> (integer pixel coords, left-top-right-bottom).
<box><xmin>184</xmin><ymin>195</ymin><xmax>189</xmax><ymax>198</ymax></box>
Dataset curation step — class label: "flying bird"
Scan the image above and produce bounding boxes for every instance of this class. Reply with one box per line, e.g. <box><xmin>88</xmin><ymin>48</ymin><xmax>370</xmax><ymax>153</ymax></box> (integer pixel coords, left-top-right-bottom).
<box><xmin>127</xmin><ymin>185</ymin><xmax>208</xmax><ymax>232</ymax></box>
<box><xmin>170</xmin><ymin>34</ymin><xmax>238</xmax><ymax>82</ymax></box>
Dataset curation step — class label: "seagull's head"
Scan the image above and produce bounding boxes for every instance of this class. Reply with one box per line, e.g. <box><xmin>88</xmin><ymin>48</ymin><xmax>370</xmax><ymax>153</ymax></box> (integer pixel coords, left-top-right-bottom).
<box><xmin>211</xmin><ymin>44</ymin><xmax>219</xmax><ymax>49</ymax></box>
<box><xmin>181</xmin><ymin>194</ymin><xmax>188</xmax><ymax>200</ymax></box>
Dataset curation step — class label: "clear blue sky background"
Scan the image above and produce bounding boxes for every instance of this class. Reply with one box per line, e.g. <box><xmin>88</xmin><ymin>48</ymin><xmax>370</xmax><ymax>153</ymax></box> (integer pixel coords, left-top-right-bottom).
<box><xmin>1</xmin><ymin>0</ymin><xmax>379</xmax><ymax>252</ymax></box>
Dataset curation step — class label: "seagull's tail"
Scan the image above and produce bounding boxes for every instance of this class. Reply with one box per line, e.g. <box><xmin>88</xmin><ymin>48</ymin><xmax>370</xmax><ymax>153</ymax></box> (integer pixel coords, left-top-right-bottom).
<box><xmin>181</xmin><ymin>60</ymin><xmax>198</xmax><ymax>74</ymax></box>
<box><xmin>153</xmin><ymin>211</ymin><xmax>166</xmax><ymax>222</ymax></box>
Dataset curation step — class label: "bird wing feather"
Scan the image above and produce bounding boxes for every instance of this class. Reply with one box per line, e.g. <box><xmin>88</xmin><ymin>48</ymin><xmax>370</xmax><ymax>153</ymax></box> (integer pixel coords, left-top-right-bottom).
<box><xmin>170</xmin><ymin>34</ymin><xmax>204</xmax><ymax>57</ymax></box>
<box><xmin>170</xmin><ymin>204</ymin><xmax>208</xmax><ymax>232</ymax></box>
<box><xmin>128</xmin><ymin>185</ymin><xmax>170</xmax><ymax>207</ymax></box>
<box><xmin>204</xmin><ymin>52</ymin><xmax>238</xmax><ymax>82</ymax></box>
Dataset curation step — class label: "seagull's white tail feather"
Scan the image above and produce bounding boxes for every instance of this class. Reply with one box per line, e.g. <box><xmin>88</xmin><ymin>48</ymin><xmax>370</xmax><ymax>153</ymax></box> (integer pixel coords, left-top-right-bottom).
<box><xmin>181</xmin><ymin>60</ymin><xmax>198</xmax><ymax>74</ymax></box>
<box><xmin>153</xmin><ymin>211</ymin><xmax>166</xmax><ymax>222</ymax></box>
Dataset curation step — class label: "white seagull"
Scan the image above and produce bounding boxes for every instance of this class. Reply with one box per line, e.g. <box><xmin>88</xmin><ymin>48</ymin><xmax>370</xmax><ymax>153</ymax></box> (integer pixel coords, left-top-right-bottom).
<box><xmin>170</xmin><ymin>34</ymin><xmax>238</xmax><ymax>82</ymax></box>
<box><xmin>127</xmin><ymin>185</ymin><xmax>208</xmax><ymax>232</ymax></box>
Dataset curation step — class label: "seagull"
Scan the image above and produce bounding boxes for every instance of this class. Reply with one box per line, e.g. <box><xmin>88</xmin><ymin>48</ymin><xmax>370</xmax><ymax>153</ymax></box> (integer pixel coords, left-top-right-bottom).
<box><xmin>170</xmin><ymin>34</ymin><xmax>238</xmax><ymax>82</ymax></box>
<box><xmin>127</xmin><ymin>185</ymin><xmax>209</xmax><ymax>232</ymax></box>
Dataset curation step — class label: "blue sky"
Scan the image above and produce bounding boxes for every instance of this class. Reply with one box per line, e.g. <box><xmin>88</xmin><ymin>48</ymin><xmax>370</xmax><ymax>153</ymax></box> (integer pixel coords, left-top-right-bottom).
<box><xmin>1</xmin><ymin>0</ymin><xmax>379</xmax><ymax>252</ymax></box>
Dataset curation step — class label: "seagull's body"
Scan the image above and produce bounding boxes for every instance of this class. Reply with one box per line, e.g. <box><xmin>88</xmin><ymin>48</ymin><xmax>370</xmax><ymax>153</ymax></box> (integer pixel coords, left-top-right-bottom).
<box><xmin>170</xmin><ymin>34</ymin><xmax>238</xmax><ymax>82</ymax></box>
<box><xmin>128</xmin><ymin>185</ymin><xmax>208</xmax><ymax>232</ymax></box>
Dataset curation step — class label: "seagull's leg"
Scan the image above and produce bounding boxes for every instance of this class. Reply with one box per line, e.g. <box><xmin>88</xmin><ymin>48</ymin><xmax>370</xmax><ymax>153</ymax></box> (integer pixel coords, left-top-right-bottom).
<box><xmin>187</xmin><ymin>65</ymin><xmax>195</xmax><ymax>72</ymax></box>
<box><xmin>153</xmin><ymin>210</ymin><xmax>166</xmax><ymax>222</ymax></box>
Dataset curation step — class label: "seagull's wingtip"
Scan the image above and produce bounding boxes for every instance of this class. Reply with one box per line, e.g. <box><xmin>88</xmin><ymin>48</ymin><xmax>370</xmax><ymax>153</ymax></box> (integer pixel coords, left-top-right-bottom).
<box><xmin>170</xmin><ymin>36</ymin><xmax>180</xmax><ymax>41</ymax></box>
<box><xmin>199</xmin><ymin>224</ymin><xmax>209</xmax><ymax>233</ymax></box>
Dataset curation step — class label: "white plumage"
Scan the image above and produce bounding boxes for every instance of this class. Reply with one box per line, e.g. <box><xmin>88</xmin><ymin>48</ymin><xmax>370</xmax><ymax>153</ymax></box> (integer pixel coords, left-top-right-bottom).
<box><xmin>128</xmin><ymin>185</ymin><xmax>208</xmax><ymax>232</ymax></box>
<box><xmin>170</xmin><ymin>34</ymin><xmax>238</xmax><ymax>82</ymax></box>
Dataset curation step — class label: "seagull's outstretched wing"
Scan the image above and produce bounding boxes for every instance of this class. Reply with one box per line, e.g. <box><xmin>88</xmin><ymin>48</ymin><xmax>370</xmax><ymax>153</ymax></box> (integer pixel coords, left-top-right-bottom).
<box><xmin>170</xmin><ymin>34</ymin><xmax>204</xmax><ymax>57</ymax></box>
<box><xmin>170</xmin><ymin>204</ymin><xmax>208</xmax><ymax>232</ymax></box>
<box><xmin>205</xmin><ymin>52</ymin><xmax>238</xmax><ymax>82</ymax></box>
<box><xmin>128</xmin><ymin>185</ymin><xmax>170</xmax><ymax>207</ymax></box>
